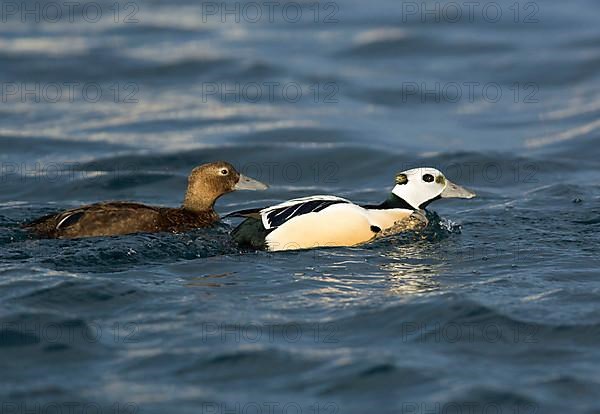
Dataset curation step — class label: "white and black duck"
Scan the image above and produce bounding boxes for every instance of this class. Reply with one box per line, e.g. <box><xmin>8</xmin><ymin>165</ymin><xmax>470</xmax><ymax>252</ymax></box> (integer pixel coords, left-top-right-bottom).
<box><xmin>229</xmin><ymin>167</ymin><xmax>475</xmax><ymax>251</ymax></box>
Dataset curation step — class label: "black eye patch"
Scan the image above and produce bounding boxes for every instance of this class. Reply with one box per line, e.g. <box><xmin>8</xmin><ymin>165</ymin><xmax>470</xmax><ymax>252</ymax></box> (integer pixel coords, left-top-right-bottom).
<box><xmin>423</xmin><ymin>174</ymin><xmax>434</xmax><ymax>183</ymax></box>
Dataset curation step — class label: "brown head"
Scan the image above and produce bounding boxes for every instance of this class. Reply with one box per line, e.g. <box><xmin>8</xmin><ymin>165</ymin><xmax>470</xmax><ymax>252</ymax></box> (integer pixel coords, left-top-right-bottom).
<box><xmin>183</xmin><ymin>161</ymin><xmax>268</xmax><ymax>212</ymax></box>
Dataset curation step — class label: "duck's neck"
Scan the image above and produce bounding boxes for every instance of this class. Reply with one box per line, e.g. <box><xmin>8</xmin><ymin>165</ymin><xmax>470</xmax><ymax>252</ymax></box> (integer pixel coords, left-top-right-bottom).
<box><xmin>182</xmin><ymin>197</ymin><xmax>216</xmax><ymax>214</ymax></box>
<box><xmin>182</xmin><ymin>175</ymin><xmax>228</xmax><ymax>214</ymax></box>
<box><xmin>183</xmin><ymin>186</ymin><xmax>221</xmax><ymax>213</ymax></box>
<box><xmin>375</xmin><ymin>193</ymin><xmax>416</xmax><ymax>211</ymax></box>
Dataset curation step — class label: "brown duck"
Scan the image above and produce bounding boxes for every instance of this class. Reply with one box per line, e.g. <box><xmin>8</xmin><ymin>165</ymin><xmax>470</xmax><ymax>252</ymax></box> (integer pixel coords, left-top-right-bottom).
<box><xmin>25</xmin><ymin>161</ymin><xmax>267</xmax><ymax>239</ymax></box>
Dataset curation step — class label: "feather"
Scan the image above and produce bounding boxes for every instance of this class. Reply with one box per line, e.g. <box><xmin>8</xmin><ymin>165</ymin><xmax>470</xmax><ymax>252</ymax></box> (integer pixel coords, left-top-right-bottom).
<box><xmin>260</xmin><ymin>196</ymin><xmax>351</xmax><ymax>229</ymax></box>
<box><xmin>223</xmin><ymin>208</ymin><xmax>262</xmax><ymax>219</ymax></box>
<box><xmin>56</xmin><ymin>211</ymin><xmax>85</xmax><ymax>230</ymax></box>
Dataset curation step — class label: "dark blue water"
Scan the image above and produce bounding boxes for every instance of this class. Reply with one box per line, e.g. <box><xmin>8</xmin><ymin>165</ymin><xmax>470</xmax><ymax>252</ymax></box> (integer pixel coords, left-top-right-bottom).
<box><xmin>1</xmin><ymin>0</ymin><xmax>600</xmax><ymax>413</ymax></box>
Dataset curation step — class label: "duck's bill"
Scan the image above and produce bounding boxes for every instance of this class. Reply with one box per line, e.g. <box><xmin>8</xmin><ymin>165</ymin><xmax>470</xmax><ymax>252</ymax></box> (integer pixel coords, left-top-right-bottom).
<box><xmin>235</xmin><ymin>174</ymin><xmax>269</xmax><ymax>190</ymax></box>
<box><xmin>441</xmin><ymin>180</ymin><xmax>476</xmax><ymax>199</ymax></box>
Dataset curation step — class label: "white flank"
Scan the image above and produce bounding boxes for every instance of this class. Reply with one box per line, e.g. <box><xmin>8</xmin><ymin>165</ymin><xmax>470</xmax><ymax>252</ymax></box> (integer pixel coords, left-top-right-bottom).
<box><xmin>264</xmin><ymin>204</ymin><xmax>413</xmax><ymax>251</ymax></box>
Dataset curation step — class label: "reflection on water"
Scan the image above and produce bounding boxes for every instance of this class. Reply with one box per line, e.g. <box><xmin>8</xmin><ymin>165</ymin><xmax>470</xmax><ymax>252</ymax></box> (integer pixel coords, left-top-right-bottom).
<box><xmin>380</xmin><ymin>244</ymin><xmax>443</xmax><ymax>296</ymax></box>
<box><xmin>185</xmin><ymin>272</ymin><xmax>237</xmax><ymax>288</ymax></box>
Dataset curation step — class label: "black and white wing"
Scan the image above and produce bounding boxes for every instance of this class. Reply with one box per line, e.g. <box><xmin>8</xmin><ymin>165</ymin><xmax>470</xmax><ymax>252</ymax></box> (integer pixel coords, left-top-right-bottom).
<box><xmin>259</xmin><ymin>196</ymin><xmax>351</xmax><ymax>230</ymax></box>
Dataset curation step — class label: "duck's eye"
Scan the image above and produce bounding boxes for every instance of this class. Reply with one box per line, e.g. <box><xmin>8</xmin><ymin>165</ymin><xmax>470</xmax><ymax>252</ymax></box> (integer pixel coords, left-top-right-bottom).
<box><xmin>220</xmin><ymin>168</ymin><xmax>229</xmax><ymax>176</ymax></box>
<box><xmin>422</xmin><ymin>174</ymin><xmax>434</xmax><ymax>183</ymax></box>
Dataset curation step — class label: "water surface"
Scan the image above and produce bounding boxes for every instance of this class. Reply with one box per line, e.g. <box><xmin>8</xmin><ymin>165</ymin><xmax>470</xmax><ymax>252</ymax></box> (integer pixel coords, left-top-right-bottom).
<box><xmin>1</xmin><ymin>1</ymin><xmax>600</xmax><ymax>413</ymax></box>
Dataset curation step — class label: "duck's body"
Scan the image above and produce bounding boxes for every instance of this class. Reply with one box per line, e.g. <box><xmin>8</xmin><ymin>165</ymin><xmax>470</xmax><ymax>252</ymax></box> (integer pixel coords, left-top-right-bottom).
<box><xmin>231</xmin><ymin>195</ymin><xmax>425</xmax><ymax>251</ymax></box>
<box><xmin>26</xmin><ymin>202</ymin><xmax>219</xmax><ymax>239</ymax></box>
<box><xmin>231</xmin><ymin>167</ymin><xmax>475</xmax><ymax>251</ymax></box>
<box><xmin>25</xmin><ymin>161</ymin><xmax>267</xmax><ymax>239</ymax></box>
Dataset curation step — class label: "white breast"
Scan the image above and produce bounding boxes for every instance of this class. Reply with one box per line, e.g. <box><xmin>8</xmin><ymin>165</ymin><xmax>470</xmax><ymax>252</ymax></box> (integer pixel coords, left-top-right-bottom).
<box><xmin>364</xmin><ymin>208</ymin><xmax>413</xmax><ymax>230</ymax></box>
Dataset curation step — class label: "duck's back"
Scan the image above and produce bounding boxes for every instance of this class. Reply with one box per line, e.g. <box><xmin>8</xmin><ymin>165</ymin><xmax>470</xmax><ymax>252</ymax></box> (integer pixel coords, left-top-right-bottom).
<box><xmin>25</xmin><ymin>202</ymin><xmax>217</xmax><ymax>239</ymax></box>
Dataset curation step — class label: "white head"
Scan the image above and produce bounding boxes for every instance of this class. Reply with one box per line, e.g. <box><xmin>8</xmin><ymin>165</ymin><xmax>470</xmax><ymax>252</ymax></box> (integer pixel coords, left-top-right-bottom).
<box><xmin>391</xmin><ymin>167</ymin><xmax>476</xmax><ymax>210</ymax></box>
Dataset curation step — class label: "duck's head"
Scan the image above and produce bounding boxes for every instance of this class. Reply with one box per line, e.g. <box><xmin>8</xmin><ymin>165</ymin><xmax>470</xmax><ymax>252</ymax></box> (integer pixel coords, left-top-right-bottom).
<box><xmin>391</xmin><ymin>167</ymin><xmax>475</xmax><ymax>210</ymax></box>
<box><xmin>184</xmin><ymin>161</ymin><xmax>268</xmax><ymax>212</ymax></box>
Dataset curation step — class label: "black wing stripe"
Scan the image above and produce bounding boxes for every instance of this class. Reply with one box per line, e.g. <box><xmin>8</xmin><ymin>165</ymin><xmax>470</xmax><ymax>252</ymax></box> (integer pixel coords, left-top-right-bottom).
<box><xmin>223</xmin><ymin>208</ymin><xmax>261</xmax><ymax>218</ymax></box>
<box><xmin>266</xmin><ymin>200</ymin><xmax>347</xmax><ymax>228</ymax></box>
<box><xmin>284</xmin><ymin>203</ymin><xmax>306</xmax><ymax>222</ymax></box>
<box><xmin>273</xmin><ymin>205</ymin><xmax>294</xmax><ymax>219</ymax></box>
<box><xmin>56</xmin><ymin>211</ymin><xmax>85</xmax><ymax>230</ymax></box>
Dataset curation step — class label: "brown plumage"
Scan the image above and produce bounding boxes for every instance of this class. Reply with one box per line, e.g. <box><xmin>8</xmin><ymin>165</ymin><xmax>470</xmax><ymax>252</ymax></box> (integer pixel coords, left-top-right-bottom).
<box><xmin>24</xmin><ymin>161</ymin><xmax>267</xmax><ymax>239</ymax></box>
